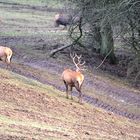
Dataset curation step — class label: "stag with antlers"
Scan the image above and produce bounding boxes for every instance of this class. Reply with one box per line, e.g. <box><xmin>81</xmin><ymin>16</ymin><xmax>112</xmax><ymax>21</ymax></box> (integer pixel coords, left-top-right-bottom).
<box><xmin>61</xmin><ymin>53</ymin><xmax>85</xmax><ymax>104</ymax></box>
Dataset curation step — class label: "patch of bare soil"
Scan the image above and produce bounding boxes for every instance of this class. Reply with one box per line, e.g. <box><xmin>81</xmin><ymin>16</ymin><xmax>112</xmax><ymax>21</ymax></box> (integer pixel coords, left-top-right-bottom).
<box><xmin>0</xmin><ymin>72</ymin><xmax>140</xmax><ymax>140</ymax></box>
<box><xmin>0</xmin><ymin>36</ymin><xmax>139</xmax><ymax>121</ymax></box>
<box><xmin>5</xmin><ymin>42</ymin><xmax>140</xmax><ymax>120</ymax></box>
<box><xmin>0</xmin><ymin>52</ymin><xmax>140</xmax><ymax>121</ymax></box>
<box><xmin>0</xmin><ymin>4</ymin><xmax>140</xmax><ymax>121</ymax></box>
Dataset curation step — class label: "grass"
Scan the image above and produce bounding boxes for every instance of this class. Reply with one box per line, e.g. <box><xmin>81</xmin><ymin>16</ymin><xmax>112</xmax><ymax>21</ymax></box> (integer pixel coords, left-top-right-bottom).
<box><xmin>0</xmin><ymin>2</ymin><xmax>69</xmax><ymax>40</ymax></box>
<box><xmin>1</xmin><ymin>69</ymin><xmax>59</xmax><ymax>96</ymax></box>
<box><xmin>0</xmin><ymin>1</ymin><xmax>140</xmax><ymax>139</ymax></box>
<box><xmin>0</xmin><ymin>67</ymin><xmax>140</xmax><ymax>139</ymax></box>
<box><xmin>0</xmin><ymin>114</ymin><xmax>69</xmax><ymax>133</ymax></box>
<box><xmin>0</xmin><ymin>0</ymin><xmax>139</xmax><ymax>117</ymax></box>
<box><xmin>0</xmin><ymin>69</ymin><xmax>88</xmax><ymax>139</ymax></box>
<box><xmin>0</xmin><ymin>0</ymin><xmax>64</xmax><ymax>8</ymax></box>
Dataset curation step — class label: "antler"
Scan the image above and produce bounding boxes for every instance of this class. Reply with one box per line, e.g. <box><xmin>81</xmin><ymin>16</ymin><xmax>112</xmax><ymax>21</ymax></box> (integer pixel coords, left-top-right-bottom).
<box><xmin>70</xmin><ymin>52</ymin><xmax>85</xmax><ymax>71</ymax></box>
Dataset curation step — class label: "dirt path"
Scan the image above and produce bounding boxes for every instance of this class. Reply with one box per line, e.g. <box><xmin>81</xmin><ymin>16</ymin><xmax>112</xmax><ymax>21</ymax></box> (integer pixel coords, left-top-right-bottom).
<box><xmin>20</xmin><ymin>60</ymin><xmax>140</xmax><ymax>120</ymax></box>
<box><xmin>1</xmin><ymin>56</ymin><xmax>139</xmax><ymax>120</ymax></box>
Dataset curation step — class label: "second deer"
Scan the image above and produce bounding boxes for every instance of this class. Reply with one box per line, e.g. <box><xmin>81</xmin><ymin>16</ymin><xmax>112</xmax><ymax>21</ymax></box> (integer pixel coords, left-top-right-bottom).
<box><xmin>62</xmin><ymin>53</ymin><xmax>85</xmax><ymax>104</ymax></box>
<box><xmin>0</xmin><ymin>46</ymin><xmax>13</xmax><ymax>69</ymax></box>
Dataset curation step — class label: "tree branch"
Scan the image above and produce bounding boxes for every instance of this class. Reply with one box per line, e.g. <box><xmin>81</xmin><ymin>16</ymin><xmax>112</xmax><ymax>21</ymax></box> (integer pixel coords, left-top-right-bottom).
<box><xmin>49</xmin><ymin>43</ymin><xmax>73</xmax><ymax>57</ymax></box>
<box><xmin>49</xmin><ymin>17</ymin><xmax>83</xmax><ymax>57</ymax></box>
<box><xmin>96</xmin><ymin>48</ymin><xmax>113</xmax><ymax>69</ymax></box>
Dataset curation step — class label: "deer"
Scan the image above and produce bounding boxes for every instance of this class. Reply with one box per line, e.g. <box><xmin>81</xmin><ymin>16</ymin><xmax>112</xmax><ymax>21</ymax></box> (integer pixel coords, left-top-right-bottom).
<box><xmin>62</xmin><ymin>53</ymin><xmax>85</xmax><ymax>104</ymax></box>
<box><xmin>54</xmin><ymin>13</ymin><xmax>80</xmax><ymax>29</ymax></box>
<box><xmin>0</xmin><ymin>46</ymin><xmax>13</xmax><ymax>68</ymax></box>
<box><xmin>54</xmin><ymin>13</ymin><xmax>72</xmax><ymax>29</ymax></box>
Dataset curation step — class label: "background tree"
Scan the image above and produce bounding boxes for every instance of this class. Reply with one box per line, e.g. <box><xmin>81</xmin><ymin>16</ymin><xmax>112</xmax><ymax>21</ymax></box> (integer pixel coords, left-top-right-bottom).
<box><xmin>67</xmin><ymin>0</ymin><xmax>118</xmax><ymax>64</ymax></box>
<box><xmin>117</xmin><ymin>0</ymin><xmax>140</xmax><ymax>82</ymax></box>
<box><xmin>67</xmin><ymin>0</ymin><xmax>140</xmax><ymax>82</ymax></box>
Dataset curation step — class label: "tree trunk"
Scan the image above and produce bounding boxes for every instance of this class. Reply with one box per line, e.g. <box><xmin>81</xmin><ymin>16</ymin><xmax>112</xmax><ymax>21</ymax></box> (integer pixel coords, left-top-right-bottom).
<box><xmin>100</xmin><ymin>22</ymin><xmax>117</xmax><ymax>64</ymax></box>
<box><xmin>92</xmin><ymin>26</ymin><xmax>102</xmax><ymax>53</ymax></box>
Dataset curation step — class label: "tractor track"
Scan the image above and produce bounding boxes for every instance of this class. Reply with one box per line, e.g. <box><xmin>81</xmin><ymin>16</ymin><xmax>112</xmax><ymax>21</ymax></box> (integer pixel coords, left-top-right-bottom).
<box><xmin>82</xmin><ymin>95</ymin><xmax>140</xmax><ymax>120</ymax></box>
<box><xmin>1</xmin><ymin>60</ymin><xmax>139</xmax><ymax>121</ymax></box>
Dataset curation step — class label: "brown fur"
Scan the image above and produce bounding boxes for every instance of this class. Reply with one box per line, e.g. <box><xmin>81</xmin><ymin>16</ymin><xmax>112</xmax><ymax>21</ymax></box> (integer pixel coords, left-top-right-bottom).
<box><xmin>54</xmin><ymin>13</ymin><xmax>81</xmax><ymax>28</ymax></box>
<box><xmin>54</xmin><ymin>13</ymin><xmax>72</xmax><ymax>28</ymax></box>
<box><xmin>62</xmin><ymin>68</ymin><xmax>84</xmax><ymax>103</ymax></box>
<box><xmin>0</xmin><ymin>46</ymin><xmax>13</xmax><ymax>67</ymax></box>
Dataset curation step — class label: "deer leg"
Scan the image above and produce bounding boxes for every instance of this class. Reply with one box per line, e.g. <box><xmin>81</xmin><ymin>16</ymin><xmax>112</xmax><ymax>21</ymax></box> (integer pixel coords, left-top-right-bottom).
<box><xmin>69</xmin><ymin>86</ymin><xmax>73</xmax><ymax>100</ymax></box>
<box><xmin>75</xmin><ymin>82</ymin><xmax>82</xmax><ymax>104</ymax></box>
<box><xmin>78</xmin><ymin>91</ymin><xmax>82</xmax><ymax>104</ymax></box>
<box><xmin>63</xmin><ymin>81</ymin><xmax>69</xmax><ymax>99</ymax></box>
<box><xmin>5</xmin><ymin>58</ymin><xmax>10</xmax><ymax>70</ymax></box>
<box><xmin>78</xmin><ymin>85</ymin><xmax>83</xmax><ymax>104</ymax></box>
<box><xmin>2</xmin><ymin>57</ymin><xmax>8</xmax><ymax>69</ymax></box>
<box><xmin>78</xmin><ymin>89</ymin><xmax>82</xmax><ymax>104</ymax></box>
<box><xmin>6</xmin><ymin>62</ymin><xmax>12</xmax><ymax>70</ymax></box>
<box><xmin>62</xmin><ymin>25</ymin><xmax>67</xmax><ymax>30</ymax></box>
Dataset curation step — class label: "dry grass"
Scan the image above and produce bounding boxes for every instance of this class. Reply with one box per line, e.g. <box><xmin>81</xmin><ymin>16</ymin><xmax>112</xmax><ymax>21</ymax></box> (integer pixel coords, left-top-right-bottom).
<box><xmin>0</xmin><ymin>68</ymin><xmax>140</xmax><ymax>140</ymax></box>
<box><xmin>0</xmin><ymin>1</ymin><xmax>140</xmax><ymax>139</ymax></box>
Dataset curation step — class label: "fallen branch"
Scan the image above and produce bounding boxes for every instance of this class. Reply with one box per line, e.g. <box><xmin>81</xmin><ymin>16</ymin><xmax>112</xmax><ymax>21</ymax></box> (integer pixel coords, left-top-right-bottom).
<box><xmin>49</xmin><ymin>43</ymin><xmax>74</xmax><ymax>57</ymax></box>
<box><xmin>50</xmin><ymin>17</ymin><xmax>83</xmax><ymax>57</ymax></box>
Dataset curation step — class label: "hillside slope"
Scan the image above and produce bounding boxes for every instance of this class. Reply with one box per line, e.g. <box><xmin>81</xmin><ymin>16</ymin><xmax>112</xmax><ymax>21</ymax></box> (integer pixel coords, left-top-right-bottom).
<box><xmin>0</xmin><ymin>0</ymin><xmax>140</xmax><ymax>121</ymax></box>
<box><xmin>0</xmin><ymin>68</ymin><xmax>140</xmax><ymax>140</ymax></box>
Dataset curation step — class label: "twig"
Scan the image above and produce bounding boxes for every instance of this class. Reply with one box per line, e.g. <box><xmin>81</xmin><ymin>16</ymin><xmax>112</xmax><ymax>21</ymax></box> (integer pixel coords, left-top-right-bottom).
<box><xmin>96</xmin><ymin>49</ymin><xmax>113</xmax><ymax>69</ymax></box>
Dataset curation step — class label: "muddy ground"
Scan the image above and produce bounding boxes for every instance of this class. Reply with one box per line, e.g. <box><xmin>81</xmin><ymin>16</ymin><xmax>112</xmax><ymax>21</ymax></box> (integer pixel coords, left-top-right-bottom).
<box><xmin>0</xmin><ymin>0</ymin><xmax>140</xmax><ymax>117</ymax></box>
<box><xmin>0</xmin><ymin>68</ymin><xmax>140</xmax><ymax>140</ymax></box>
<box><xmin>0</xmin><ymin>1</ymin><xmax>140</xmax><ymax>139</ymax></box>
